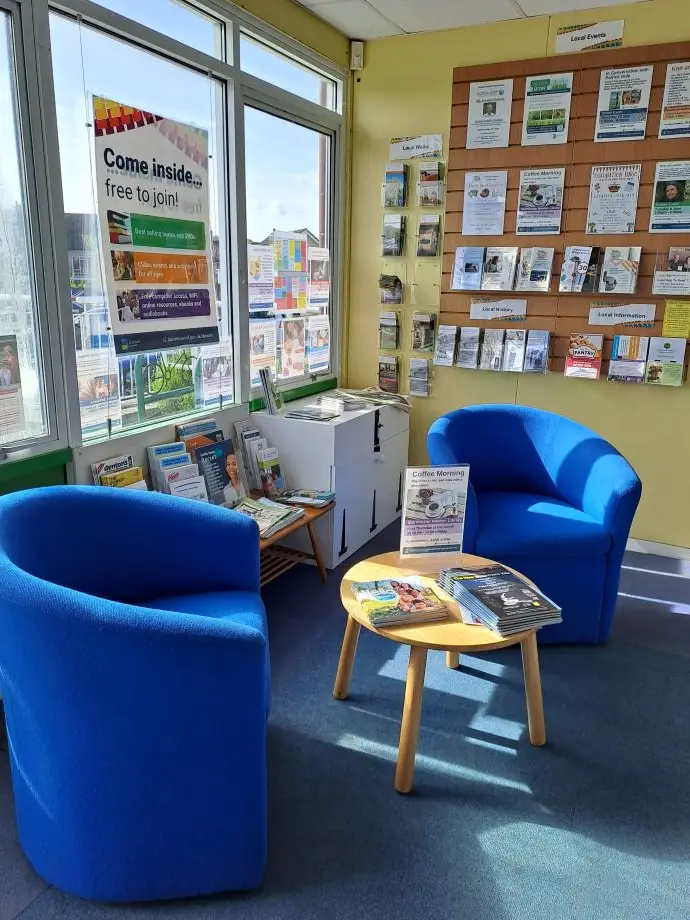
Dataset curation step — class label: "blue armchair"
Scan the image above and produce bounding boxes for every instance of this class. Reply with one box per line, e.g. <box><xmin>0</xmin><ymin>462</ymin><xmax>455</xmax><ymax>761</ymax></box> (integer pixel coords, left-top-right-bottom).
<box><xmin>0</xmin><ymin>486</ymin><xmax>268</xmax><ymax>902</ymax></box>
<box><xmin>428</xmin><ymin>405</ymin><xmax>641</xmax><ymax>644</ymax></box>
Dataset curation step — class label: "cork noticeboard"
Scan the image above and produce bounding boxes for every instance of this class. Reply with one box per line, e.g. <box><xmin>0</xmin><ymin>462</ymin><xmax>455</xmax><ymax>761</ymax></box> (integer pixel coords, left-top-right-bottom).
<box><xmin>443</xmin><ymin>42</ymin><xmax>690</xmax><ymax>374</ymax></box>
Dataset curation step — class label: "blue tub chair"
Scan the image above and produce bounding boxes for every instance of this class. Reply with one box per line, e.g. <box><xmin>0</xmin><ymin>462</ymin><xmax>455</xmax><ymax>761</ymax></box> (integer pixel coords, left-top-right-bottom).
<box><xmin>428</xmin><ymin>405</ymin><xmax>642</xmax><ymax>643</ymax></box>
<box><xmin>0</xmin><ymin>486</ymin><xmax>268</xmax><ymax>901</ymax></box>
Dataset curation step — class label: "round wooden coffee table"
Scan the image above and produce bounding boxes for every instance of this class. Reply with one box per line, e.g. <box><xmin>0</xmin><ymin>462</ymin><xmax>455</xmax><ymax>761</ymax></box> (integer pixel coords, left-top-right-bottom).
<box><xmin>333</xmin><ymin>551</ymin><xmax>546</xmax><ymax>794</ymax></box>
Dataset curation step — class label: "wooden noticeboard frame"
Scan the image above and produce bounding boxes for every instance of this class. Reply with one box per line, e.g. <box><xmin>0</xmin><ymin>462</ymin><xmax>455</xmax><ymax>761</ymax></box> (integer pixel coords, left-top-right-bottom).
<box><xmin>442</xmin><ymin>42</ymin><xmax>690</xmax><ymax>374</ymax></box>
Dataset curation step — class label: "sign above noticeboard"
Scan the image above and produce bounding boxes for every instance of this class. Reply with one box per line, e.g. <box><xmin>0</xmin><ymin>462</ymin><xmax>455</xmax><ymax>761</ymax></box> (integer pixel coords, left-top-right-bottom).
<box><xmin>555</xmin><ymin>20</ymin><xmax>624</xmax><ymax>54</ymax></box>
<box><xmin>389</xmin><ymin>134</ymin><xmax>443</xmax><ymax>159</ymax></box>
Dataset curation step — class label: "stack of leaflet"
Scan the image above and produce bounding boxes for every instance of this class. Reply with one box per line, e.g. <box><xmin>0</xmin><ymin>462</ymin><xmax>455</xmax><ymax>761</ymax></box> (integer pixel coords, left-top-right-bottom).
<box><xmin>91</xmin><ymin>455</ymin><xmax>148</xmax><ymax>491</ymax></box>
<box><xmin>278</xmin><ymin>489</ymin><xmax>335</xmax><ymax>507</ymax></box>
<box><xmin>148</xmin><ymin>438</ymin><xmax>208</xmax><ymax>501</ymax></box>
<box><xmin>284</xmin><ymin>404</ymin><xmax>339</xmax><ymax>421</ymax></box>
<box><xmin>437</xmin><ymin>564</ymin><xmax>562</xmax><ymax>637</ymax></box>
<box><xmin>233</xmin><ymin>496</ymin><xmax>305</xmax><ymax>538</ymax></box>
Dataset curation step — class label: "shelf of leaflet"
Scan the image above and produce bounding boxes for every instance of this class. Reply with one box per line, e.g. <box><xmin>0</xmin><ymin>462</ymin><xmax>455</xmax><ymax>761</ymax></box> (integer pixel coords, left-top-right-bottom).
<box><xmin>435</xmin><ymin>324</ymin><xmax>690</xmax><ymax>381</ymax></box>
<box><xmin>253</xmin><ymin>489</ymin><xmax>335</xmax><ymax>588</ymax></box>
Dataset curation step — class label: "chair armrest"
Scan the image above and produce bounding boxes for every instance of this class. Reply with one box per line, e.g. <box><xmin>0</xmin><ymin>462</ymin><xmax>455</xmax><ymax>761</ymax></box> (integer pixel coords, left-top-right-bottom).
<box><xmin>578</xmin><ymin>452</ymin><xmax>642</xmax><ymax>537</ymax></box>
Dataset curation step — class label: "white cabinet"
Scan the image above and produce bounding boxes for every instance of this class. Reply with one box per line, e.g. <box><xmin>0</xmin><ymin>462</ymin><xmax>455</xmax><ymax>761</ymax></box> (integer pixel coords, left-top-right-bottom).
<box><xmin>253</xmin><ymin>398</ymin><xmax>410</xmax><ymax>569</ymax></box>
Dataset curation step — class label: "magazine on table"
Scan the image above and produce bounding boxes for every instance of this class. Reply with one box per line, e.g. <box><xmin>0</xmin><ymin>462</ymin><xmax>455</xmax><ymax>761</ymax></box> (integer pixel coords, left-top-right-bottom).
<box><xmin>400</xmin><ymin>465</ymin><xmax>469</xmax><ymax>556</ymax></box>
<box><xmin>351</xmin><ymin>577</ymin><xmax>449</xmax><ymax>627</ymax></box>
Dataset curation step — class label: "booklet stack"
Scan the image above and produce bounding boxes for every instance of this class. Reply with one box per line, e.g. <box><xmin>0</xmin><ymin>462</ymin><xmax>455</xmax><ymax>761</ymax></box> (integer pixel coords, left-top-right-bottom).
<box><xmin>351</xmin><ymin>577</ymin><xmax>449</xmax><ymax>628</ymax></box>
<box><xmin>437</xmin><ymin>564</ymin><xmax>562</xmax><ymax>637</ymax></box>
<box><xmin>278</xmin><ymin>489</ymin><xmax>335</xmax><ymax>507</ymax></box>
<box><xmin>233</xmin><ymin>496</ymin><xmax>305</xmax><ymax>538</ymax></box>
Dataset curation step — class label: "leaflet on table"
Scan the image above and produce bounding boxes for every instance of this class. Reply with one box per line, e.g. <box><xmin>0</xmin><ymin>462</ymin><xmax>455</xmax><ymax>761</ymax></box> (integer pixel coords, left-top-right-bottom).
<box><xmin>521</xmin><ymin>72</ymin><xmax>573</xmax><ymax>146</ymax></box>
<box><xmin>247</xmin><ymin>244</ymin><xmax>274</xmax><ymax>311</ymax></box>
<box><xmin>277</xmin><ymin>317</ymin><xmax>305</xmax><ymax>379</ymax></box>
<box><xmin>588</xmin><ymin>303</ymin><xmax>655</xmax><ymax>327</ymax></box>
<box><xmin>462</xmin><ymin>171</ymin><xmax>507</xmax><ymax>235</ymax></box>
<box><xmin>306</xmin><ymin>315</ymin><xmax>330</xmax><ymax>372</ymax></box>
<box><xmin>659</xmin><ymin>63</ymin><xmax>690</xmax><ymax>139</ymax></box>
<box><xmin>196</xmin><ymin>340</ymin><xmax>233</xmax><ymax>408</ymax></box>
<box><xmin>586</xmin><ymin>165</ymin><xmax>641</xmax><ymax>234</ymax></box>
<box><xmin>93</xmin><ymin>96</ymin><xmax>218</xmax><ymax>355</ymax></box>
<box><xmin>599</xmin><ymin>247</ymin><xmax>641</xmax><ymax>295</ymax></box>
<box><xmin>649</xmin><ymin>162</ymin><xmax>690</xmax><ymax>232</ymax></box>
<box><xmin>400</xmin><ymin>465</ymin><xmax>469</xmax><ymax>556</ymax></box>
<box><xmin>470</xmin><ymin>298</ymin><xmax>527</xmax><ymax>321</ymax></box>
<box><xmin>662</xmin><ymin>300</ymin><xmax>690</xmax><ymax>338</ymax></box>
<box><xmin>451</xmin><ymin>247</ymin><xmax>484</xmax><ymax>290</ymax></box>
<box><xmin>249</xmin><ymin>317</ymin><xmax>277</xmax><ymax>387</ymax></box>
<box><xmin>307</xmin><ymin>247</ymin><xmax>329</xmax><ymax>310</ymax></box>
<box><xmin>516</xmin><ymin>168</ymin><xmax>565</xmax><ymax>235</ymax></box>
<box><xmin>594</xmin><ymin>66</ymin><xmax>652</xmax><ymax>142</ymax></box>
<box><xmin>75</xmin><ymin>347</ymin><xmax>122</xmax><ymax>439</ymax></box>
<box><xmin>466</xmin><ymin>79</ymin><xmax>513</xmax><ymax>149</ymax></box>
<box><xmin>646</xmin><ymin>337</ymin><xmax>686</xmax><ymax>386</ymax></box>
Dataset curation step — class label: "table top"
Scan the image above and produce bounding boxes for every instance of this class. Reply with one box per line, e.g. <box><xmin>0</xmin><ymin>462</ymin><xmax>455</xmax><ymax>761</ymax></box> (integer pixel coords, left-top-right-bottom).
<box><xmin>253</xmin><ymin>495</ymin><xmax>335</xmax><ymax>550</ymax></box>
<box><xmin>340</xmin><ymin>552</ymin><xmax>534</xmax><ymax>652</ymax></box>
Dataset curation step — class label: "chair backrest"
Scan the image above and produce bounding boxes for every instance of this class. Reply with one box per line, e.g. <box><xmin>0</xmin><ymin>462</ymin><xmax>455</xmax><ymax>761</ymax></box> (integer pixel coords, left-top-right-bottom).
<box><xmin>427</xmin><ymin>404</ymin><xmax>629</xmax><ymax>508</ymax></box>
<box><xmin>0</xmin><ymin>485</ymin><xmax>219</xmax><ymax>603</ymax></box>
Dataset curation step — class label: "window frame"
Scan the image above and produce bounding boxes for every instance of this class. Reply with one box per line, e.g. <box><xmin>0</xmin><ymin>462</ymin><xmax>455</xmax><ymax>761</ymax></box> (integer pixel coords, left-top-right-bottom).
<box><xmin>11</xmin><ymin>0</ymin><xmax>346</xmax><ymax>461</ymax></box>
<box><xmin>0</xmin><ymin>0</ymin><xmax>75</xmax><ymax>460</ymax></box>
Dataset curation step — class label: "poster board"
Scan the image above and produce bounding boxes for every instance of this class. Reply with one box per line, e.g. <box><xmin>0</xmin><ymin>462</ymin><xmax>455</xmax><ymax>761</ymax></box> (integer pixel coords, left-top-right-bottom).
<box><xmin>443</xmin><ymin>42</ymin><xmax>690</xmax><ymax>376</ymax></box>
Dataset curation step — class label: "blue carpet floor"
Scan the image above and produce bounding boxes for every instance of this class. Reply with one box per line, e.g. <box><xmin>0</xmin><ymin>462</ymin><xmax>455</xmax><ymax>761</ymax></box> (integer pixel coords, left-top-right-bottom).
<box><xmin>2</xmin><ymin>524</ymin><xmax>690</xmax><ymax>919</ymax></box>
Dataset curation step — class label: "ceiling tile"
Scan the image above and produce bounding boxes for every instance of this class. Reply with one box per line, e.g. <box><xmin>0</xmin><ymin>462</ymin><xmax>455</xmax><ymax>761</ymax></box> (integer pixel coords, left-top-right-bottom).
<box><xmin>369</xmin><ymin>0</ymin><xmax>524</xmax><ymax>32</ymax></box>
<box><xmin>517</xmin><ymin>0</ymin><xmax>648</xmax><ymax>14</ymax></box>
<box><xmin>296</xmin><ymin>0</ymin><xmax>404</xmax><ymax>38</ymax></box>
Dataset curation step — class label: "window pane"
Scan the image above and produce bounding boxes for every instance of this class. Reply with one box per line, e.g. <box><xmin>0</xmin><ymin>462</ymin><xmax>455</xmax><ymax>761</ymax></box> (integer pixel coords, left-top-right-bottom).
<box><xmin>245</xmin><ymin>106</ymin><xmax>332</xmax><ymax>385</ymax></box>
<box><xmin>0</xmin><ymin>15</ymin><xmax>49</xmax><ymax>445</ymax></box>
<box><xmin>90</xmin><ymin>0</ymin><xmax>222</xmax><ymax>58</ymax></box>
<box><xmin>240</xmin><ymin>35</ymin><xmax>337</xmax><ymax>110</ymax></box>
<box><xmin>50</xmin><ymin>14</ymin><xmax>233</xmax><ymax>440</ymax></box>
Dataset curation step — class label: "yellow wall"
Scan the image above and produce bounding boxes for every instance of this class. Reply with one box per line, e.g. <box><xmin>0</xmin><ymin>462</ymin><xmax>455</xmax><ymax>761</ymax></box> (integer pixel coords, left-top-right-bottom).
<box><xmin>347</xmin><ymin>0</ymin><xmax>690</xmax><ymax>548</ymax></box>
<box><xmin>231</xmin><ymin>0</ymin><xmax>350</xmax><ymax>67</ymax></box>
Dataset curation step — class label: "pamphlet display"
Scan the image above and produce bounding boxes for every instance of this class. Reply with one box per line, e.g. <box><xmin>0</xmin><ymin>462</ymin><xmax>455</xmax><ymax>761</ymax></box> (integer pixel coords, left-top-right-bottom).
<box><xmin>382</xmin><ymin>214</ymin><xmax>406</xmax><ymax>256</ymax></box>
<box><xmin>433</xmin><ymin>325</ymin><xmax>458</xmax><ymax>366</ymax></box>
<box><xmin>659</xmin><ymin>63</ymin><xmax>690</xmax><ymax>139</ymax></box>
<box><xmin>514</xmin><ymin>247</ymin><xmax>554</xmax><ymax>293</ymax></box>
<box><xmin>417</xmin><ymin>161</ymin><xmax>444</xmax><ymax>207</ymax></box>
<box><xmin>378</xmin><ymin>355</ymin><xmax>399</xmax><ymax>393</ymax></box>
<box><xmin>379</xmin><ymin>273</ymin><xmax>404</xmax><ymax>304</ymax></box>
<box><xmin>479</xmin><ymin>329</ymin><xmax>505</xmax><ymax>371</ymax></box>
<box><xmin>400</xmin><ymin>466</ymin><xmax>469</xmax><ymax>556</ymax></box>
<box><xmin>516</xmin><ymin>168</ymin><xmax>565</xmax><ymax>235</ymax></box>
<box><xmin>451</xmin><ymin>247</ymin><xmax>484</xmax><ymax>291</ymax></box>
<box><xmin>411</xmin><ymin>312</ymin><xmax>436</xmax><ymax>351</ymax></box>
<box><xmin>608</xmin><ymin>335</ymin><xmax>649</xmax><ymax>383</ymax></box>
<box><xmin>462</xmin><ymin>171</ymin><xmax>507</xmax><ymax>236</ymax></box>
<box><xmin>599</xmin><ymin>247</ymin><xmax>641</xmax><ymax>295</ymax></box>
<box><xmin>521</xmin><ymin>72</ymin><xmax>573</xmax><ymax>146</ymax></box>
<box><xmin>646</xmin><ymin>337</ymin><xmax>686</xmax><ymax>385</ymax></box>
<box><xmin>379</xmin><ymin>311</ymin><xmax>400</xmax><ymax>349</ymax></box>
<box><xmin>652</xmin><ymin>248</ymin><xmax>690</xmax><ymax>295</ymax></box>
<box><xmin>455</xmin><ymin>327</ymin><xmax>481</xmax><ymax>369</ymax></box>
<box><xmin>93</xmin><ymin>96</ymin><xmax>218</xmax><ymax>355</ymax></box>
<box><xmin>502</xmin><ymin>330</ymin><xmax>527</xmax><ymax>371</ymax></box>
<box><xmin>559</xmin><ymin>246</ymin><xmax>601</xmax><ymax>293</ymax></box>
<box><xmin>594</xmin><ymin>66</ymin><xmax>652</xmax><ymax>142</ymax></box>
<box><xmin>649</xmin><ymin>162</ymin><xmax>690</xmax><ymax>232</ymax></box>
<box><xmin>481</xmin><ymin>247</ymin><xmax>518</xmax><ymax>291</ymax></box>
<box><xmin>524</xmin><ymin>330</ymin><xmax>551</xmax><ymax>373</ymax></box>
<box><xmin>586</xmin><ymin>165</ymin><xmax>641</xmax><ymax>234</ymax></box>
<box><xmin>564</xmin><ymin>333</ymin><xmax>604</xmax><ymax>379</ymax></box>
<box><xmin>417</xmin><ymin>214</ymin><xmax>441</xmax><ymax>257</ymax></box>
<box><xmin>466</xmin><ymin>79</ymin><xmax>513</xmax><ymax>149</ymax></box>
<box><xmin>383</xmin><ymin>162</ymin><xmax>408</xmax><ymax>207</ymax></box>
<box><xmin>409</xmin><ymin>358</ymin><xmax>431</xmax><ymax>397</ymax></box>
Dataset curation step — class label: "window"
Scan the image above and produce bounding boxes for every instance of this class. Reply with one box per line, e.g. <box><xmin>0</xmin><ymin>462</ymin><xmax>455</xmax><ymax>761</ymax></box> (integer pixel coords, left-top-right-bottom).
<box><xmin>245</xmin><ymin>107</ymin><xmax>333</xmax><ymax>388</ymax></box>
<box><xmin>89</xmin><ymin>0</ymin><xmax>223</xmax><ymax>58</ymax></box>
<box><xmin>0</xmin><ymin>12</ymin><xmax>50</xmax><ymax>446</ymax></box>
<box><xmin>240</xmin><ymin>34</ymin><xmax>338</xmax><ymax>110</ymax></box>
<box><xmin>50</xmin><ymin>13</ymin><xmax>233</xmax><ymax>439</ymax></box>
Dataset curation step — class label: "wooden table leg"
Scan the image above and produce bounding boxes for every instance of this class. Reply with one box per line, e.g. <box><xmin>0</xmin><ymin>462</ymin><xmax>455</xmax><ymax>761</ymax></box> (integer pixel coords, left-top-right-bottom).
<box><xmin>445</xmin><ymin>651</ymin><xmax>460</xmax><ymax>669</ymax></box>
<box><xmin>521</xmin><ymin>631</ymin><xmax>546</xmax><ymax>746</ymax></box>
<box><xmin>307</xmin><ymin>521</ymin><xmax>327</xmax><ymax>584</ymax></box>
<box><xmin>395</xmin><ymin>645</ymin><xmax>428</xmax><ymax>794</ymax></box>
<box><xmin>333</xmin><ymin>615</ymin><xmax>361</xmax><ymax>700</ymax></box>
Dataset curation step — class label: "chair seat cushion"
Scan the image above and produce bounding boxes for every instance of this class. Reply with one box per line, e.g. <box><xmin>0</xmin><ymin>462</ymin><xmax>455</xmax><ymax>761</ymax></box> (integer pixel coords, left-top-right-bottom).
<box><xmin>142</xmin><ymin>590</ymin><xmax>268</xmax><ymax>638</ymax></box>
<box><xmin>475</xmin><ymin>491</ymin><xmax>611</xmax><ymax>559</ymax></box>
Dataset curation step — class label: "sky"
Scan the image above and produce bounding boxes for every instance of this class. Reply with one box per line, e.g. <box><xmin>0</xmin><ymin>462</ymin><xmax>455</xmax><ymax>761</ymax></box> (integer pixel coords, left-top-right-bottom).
<box><xmin>47</xmin><ymin>1</ymin><xmax>327</xmax><ymax>244</ymax></box>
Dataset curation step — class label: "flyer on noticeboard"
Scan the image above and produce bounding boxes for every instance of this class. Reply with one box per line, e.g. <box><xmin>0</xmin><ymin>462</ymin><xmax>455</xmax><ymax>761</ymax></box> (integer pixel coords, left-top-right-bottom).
<box><xmin>586</xmin><ymin>164</ymin><xmax>641</xmax><ymax>234</ymax></box>
<box><xmin>400</xmin><ymin>466</ymin><xmax>469</xmax><ymax>557</ymax></box>
<box><xmin>516</xmin><ymin>168</ymin><xmax>565</xmax><ymax>235</ymax></box>
<box><xmin>93</xmin><ymin>96</ymin><xmax>219</xmax><ymax>355</ymax></box>
<box><xmin>466</xmin><ymin>79</ymin><xmax>513</xmax><ymax>149</ymax></box>
<box><xmin>594</xmin><ymin>66</ymin><xmax>652</xmax><ymax>142</ymax></box>
<box><xmin>521</xmin><ymin>72</ymin><xmax>573</xmax><ymax>146</ymax></box>
<box><xmin>649</xmin><ymin>161</ymin><xmax>690</xmax><ymax>232</ymax></box>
